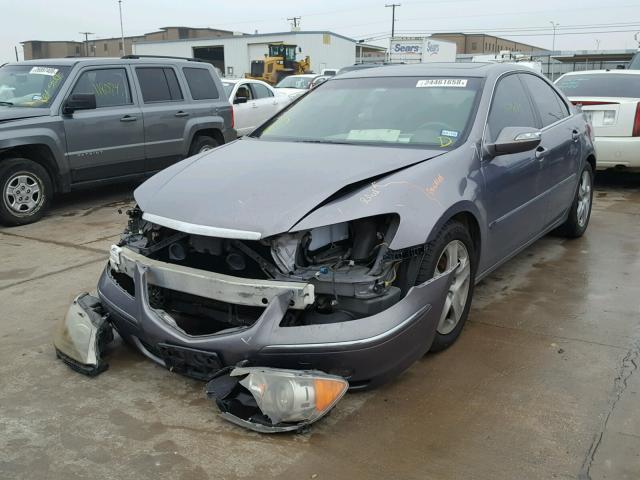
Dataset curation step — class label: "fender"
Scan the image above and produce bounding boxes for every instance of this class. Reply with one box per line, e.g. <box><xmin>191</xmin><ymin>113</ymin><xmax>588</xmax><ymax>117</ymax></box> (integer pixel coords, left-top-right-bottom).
<box><xmin>181</xmin><ymin>115</ymin><xmax>227</xmax><ymax>156</ymax></box>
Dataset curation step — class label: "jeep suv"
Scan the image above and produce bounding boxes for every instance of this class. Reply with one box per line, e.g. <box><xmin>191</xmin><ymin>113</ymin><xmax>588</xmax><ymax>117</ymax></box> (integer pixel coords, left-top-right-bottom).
<box><xmin>0</xmin><ymin>56</ymin><xmax>235</xmax><ymax>225</ymax></box>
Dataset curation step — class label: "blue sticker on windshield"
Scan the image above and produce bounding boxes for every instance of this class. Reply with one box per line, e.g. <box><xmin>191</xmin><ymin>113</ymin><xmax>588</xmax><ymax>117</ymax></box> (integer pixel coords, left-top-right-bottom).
<box><xmin>441</xmin><ymin>129</ymin><xmax>459</xmax><ymax>138</ymax></box>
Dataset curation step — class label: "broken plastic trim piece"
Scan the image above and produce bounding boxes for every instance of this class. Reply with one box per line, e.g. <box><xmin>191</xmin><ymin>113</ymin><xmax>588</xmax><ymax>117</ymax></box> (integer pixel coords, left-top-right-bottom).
<box><xmin>53</xmin><ymin>293</ymin><xmax>113</xmax><ymax>376</ymax></box>
<box><xmin>206</xmin><ymin>367</ymin><xmax>349</xmax><ymax>433</ymax></box>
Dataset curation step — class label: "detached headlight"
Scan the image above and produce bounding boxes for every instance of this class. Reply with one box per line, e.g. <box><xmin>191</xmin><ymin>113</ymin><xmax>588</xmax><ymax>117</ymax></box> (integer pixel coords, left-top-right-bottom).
<box><xmin>53</xmin><ymin>293</ymin><xmax>113</xmax><ymax>376</ymax></box>
<box><xmin>206</xmin><ymin>367</ymin><xmax>349</xmax><ymax>433</ymax></box>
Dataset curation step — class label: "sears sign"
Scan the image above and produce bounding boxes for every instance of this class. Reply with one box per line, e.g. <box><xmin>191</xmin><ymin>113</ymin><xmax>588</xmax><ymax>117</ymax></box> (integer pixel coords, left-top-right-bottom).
<box><xmin>389</xmin><ymin>37</ymin><xmax>457</xmax><ymax>63</ymax></box>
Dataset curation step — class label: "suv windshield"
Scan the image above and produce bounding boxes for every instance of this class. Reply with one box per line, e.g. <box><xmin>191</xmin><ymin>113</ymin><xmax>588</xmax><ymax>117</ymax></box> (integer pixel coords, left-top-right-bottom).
<box><xmin>275</xmin><ymin>76</ymin><xmax>312</xmax><ymax>89</ymax></box>
<box><xmin>222</xmin><ymin>82</ymin><xmax>234</xmax><ymax>98</ymax></box>
<box><xmin>0</xmin><ymin>65</ymin><xmax>71</xmax><ymax>108</ymax></box>
<box><xmin>556</xmin><ymin>73</ymin><xmax>640</xmax><ymax>98</ymax></box>
<box><xmin>256</xmin><ymin>76</ymin><xmax>482</xmax><ymax>148</ymax></box>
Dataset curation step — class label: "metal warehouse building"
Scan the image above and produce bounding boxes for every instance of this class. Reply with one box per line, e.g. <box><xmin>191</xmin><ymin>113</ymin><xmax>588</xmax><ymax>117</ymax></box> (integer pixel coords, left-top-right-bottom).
<box><xmin>132</xmin><ymin>31</ymin><xmax>382</xmax><ymax>78</ymax></box>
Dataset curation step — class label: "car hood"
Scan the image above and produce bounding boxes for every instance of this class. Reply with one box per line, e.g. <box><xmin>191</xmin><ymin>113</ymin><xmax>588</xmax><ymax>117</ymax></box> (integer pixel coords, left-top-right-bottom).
<box><xmin>0</xmin><ymin>107</ymin><xmax>50</xmax><ymax>123</ymax></box>
<box><xmin>135</xmin><ymin>139</ymin><xmax>444</xmax><ymax>239</ymax></box>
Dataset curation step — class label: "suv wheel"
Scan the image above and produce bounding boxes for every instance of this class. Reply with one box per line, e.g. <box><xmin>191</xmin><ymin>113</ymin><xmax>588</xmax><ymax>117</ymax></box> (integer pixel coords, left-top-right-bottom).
<box><xmin>0</xmin><ymin>158</ymin><xmax>53</xmax><ymax>226</ymax></box>
<box><xmin>414</xmin><ymin>220</ymin><xmax>476</xmax><ymax>352</ymax></box>
<box><xmin>189</xmin><ymin>135</ymin><xmax>219</xmax><ymax>156</ymax></box>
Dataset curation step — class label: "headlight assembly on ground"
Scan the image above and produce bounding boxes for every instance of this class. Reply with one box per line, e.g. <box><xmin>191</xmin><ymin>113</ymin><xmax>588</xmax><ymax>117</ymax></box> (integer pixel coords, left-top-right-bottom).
<box><xmin>206</xmin><ymin>367</ymin><xmax>349</xmax><ymax>433</ymax></box>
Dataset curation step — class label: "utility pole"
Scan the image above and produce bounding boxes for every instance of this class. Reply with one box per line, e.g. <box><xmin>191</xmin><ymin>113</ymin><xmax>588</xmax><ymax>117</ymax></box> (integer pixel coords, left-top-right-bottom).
<box><xmin>385</xmin><ymin>4</ymin><xmax>400</xmax><ymax>38</ymax></box>
<box><xmin>287</xmin><ymin>16</ymin><xmax>301</xmax><ymax>31</ymax></box>
<box><xmin>79</xmin><ymin>32</ymin><xmax>94</xmax><ymax>57</ymax></box>
<box><xmin>14</xmin><ymin>46</ymin><xmax>18</xmax><ymax>62</ymax></box>
<box><xmin>118</xmin><ymin>0</ymin><xmax>126</xmax><ymax>55</ymax></box>
<box><xmin>549</xmin><ymin>21</ymin><xmax>559</xmax><ymax>81</ymax></box>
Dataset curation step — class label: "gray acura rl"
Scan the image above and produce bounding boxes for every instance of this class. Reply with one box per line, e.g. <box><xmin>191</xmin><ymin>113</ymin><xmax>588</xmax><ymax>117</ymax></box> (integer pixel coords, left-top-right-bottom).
<box><xmin>56</xmin><ymin>63</ymin><xmax>595</xmax><ymax>432</ymax></box>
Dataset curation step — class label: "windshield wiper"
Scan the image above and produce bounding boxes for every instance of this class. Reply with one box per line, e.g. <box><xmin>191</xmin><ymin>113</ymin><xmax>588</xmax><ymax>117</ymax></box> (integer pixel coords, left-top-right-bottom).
<box><xmin>0</xmin><ymin>101</ymin><xmax>13</xmax><ymax>106</ymax></box>
<box><xmin>295</xmin><ymin>139</ymin><xmax>354</xmax><ymax>145</ymax></box>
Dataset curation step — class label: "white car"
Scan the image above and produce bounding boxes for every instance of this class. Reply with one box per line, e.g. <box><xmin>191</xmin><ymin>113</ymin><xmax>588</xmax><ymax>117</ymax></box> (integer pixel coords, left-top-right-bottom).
<box><xmin>273</xmin><ymin>74</ymin><xmax>319</xmax><ymax>99</ymax></box>
<box><xmin>222</xmin><ymin>79</ymin><xmax>291</xmax><ymax>136</ymax></box>
<box><xmin>556</xmin><ymin>70</ymin><xmax>640</xmax><ymax>170</ymax></box>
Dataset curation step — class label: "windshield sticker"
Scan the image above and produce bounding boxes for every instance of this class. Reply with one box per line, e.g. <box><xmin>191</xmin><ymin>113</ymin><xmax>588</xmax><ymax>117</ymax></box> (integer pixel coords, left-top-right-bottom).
<box><xmin>347</xmin><ymin>129</ymin><xmax>401</xmax><ymax>142</ymax></box>
<box><xmin>441</xmin><ymin>129</ymin><xmax>459</xmax><ymax>138</ymax></box>
<box><xmin>416</xmin><ymin>79</ymin><xmax>468</xmax><ymax>88</ymax></box>
<box><xmin>29</xmin><ymin>67</ymin><xmax>59</xmax><ymax>76</ymax></box>
<box><xmin>438</xmin><ymin>136</ymin><xmax>454</xmax><ymax>147</ymax></box>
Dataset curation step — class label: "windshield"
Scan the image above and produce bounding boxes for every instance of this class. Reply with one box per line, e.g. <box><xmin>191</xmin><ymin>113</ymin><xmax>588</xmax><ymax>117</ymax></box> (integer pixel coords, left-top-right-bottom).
<box><xmin>276</xmin><ymin>76</ymin><xmax>312</xmax><ymax>89</ymax></box>
<box><xmin>222</xmin><ymin>82</ymin><xmax>234</xmax><ymax>99</ymax></box>
<box><xmin>0</xmin><ymin>65</ymin><xmax>71</xmax><ymax>108</ymax></box>
<box><xmin>255</xmin><ymin>76</ymin><xmax>482</xmax><ymax>148</ymax></box>
<box><xmin>556</xmin><ymin>73</ymin><xmax>640</xmax><ymax>98</ymax></box>
<box><xmin>630</xmin><ymin>53</ymin><xmax>640</xmax><ymax>70</ymax></box>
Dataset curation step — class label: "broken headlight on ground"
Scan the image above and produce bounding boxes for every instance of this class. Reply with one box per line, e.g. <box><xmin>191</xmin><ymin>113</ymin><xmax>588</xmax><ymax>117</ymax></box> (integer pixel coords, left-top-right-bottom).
<box><xmin>53</xmin><ymin>293</ymin><xmax>113</xmax><ymax>376</ymax></box>
<box><xmin>206</xmin><ymin>367</ymin><xmax>348</xmax><ymax>433</ymax></box>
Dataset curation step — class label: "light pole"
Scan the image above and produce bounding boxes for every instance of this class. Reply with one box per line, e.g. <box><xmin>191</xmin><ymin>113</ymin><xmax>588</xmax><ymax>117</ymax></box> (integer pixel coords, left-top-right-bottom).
<box><xmin>118</xmin><ymin>0</ymin><xmax>125</xmax><ymax>55</ymax></box>
<box><xmin>549</xmin><ymin>21</ymin><xmax>559</xmax><ymax>81</ymax></box>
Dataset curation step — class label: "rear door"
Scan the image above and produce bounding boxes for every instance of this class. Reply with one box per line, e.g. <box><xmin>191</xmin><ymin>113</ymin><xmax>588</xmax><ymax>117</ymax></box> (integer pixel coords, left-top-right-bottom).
<box><xmin>520</xmin><ymin>73</ymin><xmax>579</xmax><ymax>226</ymax></box>
<box><xmin>249</xmin><ymin>81</ymin><xmax>279</xmax><ymax>125</ymax></box>
<box><xmin>134</xmin><ymin>66</ymin><xmax>188</xmax><ymax>172</ymax></box>
<box><xmin>481</xmin><ymin>73</ymin><xmax>547</xmax><ymax>267</ymax></box>
<box><xmin>63</xmin><ymin>66</ymin><xmax>145</xmax><ymax>182</ymax></box>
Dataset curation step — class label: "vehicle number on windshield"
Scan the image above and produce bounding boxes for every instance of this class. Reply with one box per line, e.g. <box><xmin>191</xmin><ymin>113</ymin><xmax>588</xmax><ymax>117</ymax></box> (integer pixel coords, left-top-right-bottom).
<box><xmin>416</xmin><ymin>79</ymin><xmax>467</xmax><ymax>88</ymax></box>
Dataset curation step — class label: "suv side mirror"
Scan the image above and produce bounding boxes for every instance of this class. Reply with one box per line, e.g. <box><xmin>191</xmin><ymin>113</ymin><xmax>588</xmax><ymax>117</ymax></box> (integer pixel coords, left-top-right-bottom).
<box><xmin>63</xmin><ymin>93</ymin><xmax>97</xmax><ymax>114</ymax></box>
<box><xmin>234</xmin><ymin>96</ymin><xmax>248</xmax><ymax>104</ymax></box>
<box><xmin>485</xmin><ymin>127</ymin><xmax>541</xmax><ymax>157</ymax></box>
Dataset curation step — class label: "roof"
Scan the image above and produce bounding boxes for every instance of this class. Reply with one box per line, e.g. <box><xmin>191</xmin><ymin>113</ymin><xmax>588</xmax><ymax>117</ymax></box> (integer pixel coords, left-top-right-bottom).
<box><xmin>135</xmin><ymin>30</ymin><xmax>357</xmax><ymax>45</ymax></box>
<box><xmin>338</xmin><ymin>62</ymin><xmax>521</xmax><ymax>79</ymax></box>
<box><xmin>559</xmin><ymin>69</ymin><xmax>640</xmax><ymax>76</ymax></box>
<box><xmin>5</xmin><ymin>57</ymin><xmax>210</xmax><ymax>67</ymax></box>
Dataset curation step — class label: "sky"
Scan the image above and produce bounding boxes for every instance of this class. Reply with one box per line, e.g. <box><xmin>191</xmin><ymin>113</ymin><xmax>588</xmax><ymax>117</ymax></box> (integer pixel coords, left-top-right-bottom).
<box><xmin>2</xmin><ymin>0</ymin><xmax>640</xmax><ymax>63</ymax></box>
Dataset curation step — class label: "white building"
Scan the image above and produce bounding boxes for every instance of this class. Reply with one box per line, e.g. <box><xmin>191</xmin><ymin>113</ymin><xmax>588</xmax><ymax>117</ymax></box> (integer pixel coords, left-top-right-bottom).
<box><xmin>133</xmin><ymin>31</ymin><xmax>384</xmax><ymax>78</ymax></box>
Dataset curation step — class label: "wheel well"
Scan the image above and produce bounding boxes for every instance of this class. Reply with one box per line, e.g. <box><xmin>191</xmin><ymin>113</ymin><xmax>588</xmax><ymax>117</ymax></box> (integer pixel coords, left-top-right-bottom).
<box><xmin>586</xmin><ymin>154</ymin><xmax>596</xmax><ymax>173</ymax></box>
<box><xmin>192</xmin><ymin>128</ymin><xmax>224</xmax><ymax>147</ymax></box>
<box><xmin>450</xmin><ymin>211</ymin><xmax>481</xmax><ymax>261</ymax></box>
<box><xmin>0</xmin><ymin>145</ymin><xmax>60</xmax><ymax>192</ymax></box>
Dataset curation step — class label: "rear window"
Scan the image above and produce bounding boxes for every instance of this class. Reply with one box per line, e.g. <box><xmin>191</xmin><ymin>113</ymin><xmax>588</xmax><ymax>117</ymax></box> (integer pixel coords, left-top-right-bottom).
<box><xmin>556</xmin><ymin>73</ymin><xmax>640</xmax><ymax>98</ymax></box>
<box><xmin>183</xmin><ymin>68</ymin><xmax>219</xmax><ymax>100</ymax></box>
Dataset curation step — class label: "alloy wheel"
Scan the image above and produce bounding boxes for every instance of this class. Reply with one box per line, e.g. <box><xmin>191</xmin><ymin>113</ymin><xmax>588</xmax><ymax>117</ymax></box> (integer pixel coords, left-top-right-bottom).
<box><xmin>434</xmin><ymin>240</ymin><xmax>471</xmax><ymax>335</ymax></box>
<box><xmin>576</xmin><ymin>170</ymin><xmax>592</xmax><ymax>228</ymax></box>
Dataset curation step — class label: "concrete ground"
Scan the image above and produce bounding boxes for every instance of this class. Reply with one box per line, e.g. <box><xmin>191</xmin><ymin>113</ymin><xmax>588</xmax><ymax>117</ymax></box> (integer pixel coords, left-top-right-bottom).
<box><xmin>0</xmin><ymin>172</ymin><xmax>639</xmax><ymax>480</ymax></box>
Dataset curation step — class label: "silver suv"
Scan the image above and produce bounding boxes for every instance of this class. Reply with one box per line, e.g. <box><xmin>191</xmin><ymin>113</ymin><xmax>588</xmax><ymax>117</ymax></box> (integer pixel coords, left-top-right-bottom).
<box><xmin>0</xmin><ymin>56</ymin><xmax>236</xmax><ymax>225</ymax></box>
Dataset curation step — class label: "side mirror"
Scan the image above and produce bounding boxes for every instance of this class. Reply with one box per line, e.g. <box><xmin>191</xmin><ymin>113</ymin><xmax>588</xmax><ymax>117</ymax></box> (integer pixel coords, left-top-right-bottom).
<box><xmin>63</xmin><ymin>93</ymin><xmax>96</xmax><ymax>114</ymax></box>
<box><xmin>234</xmin><ymin>97</ymin><xmax>248</xmax><ymax>104</ymax></box>
<box><xmin>485</xmin><ymin>127</ymin><xmax>541</xmax><ymax>157</ymax></box>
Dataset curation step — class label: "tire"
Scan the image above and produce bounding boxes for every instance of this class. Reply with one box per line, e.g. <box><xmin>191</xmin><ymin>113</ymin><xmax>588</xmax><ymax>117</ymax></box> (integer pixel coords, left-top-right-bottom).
<box><xmin>415</xmin><ymin>220</ymin><xmax>476</xmax><ymax>352</ymax></box>
<box><xmin>189</xmin><ymin>135</ymin><xmax>219</xmax><ymax>156</ymax></box>
<box><xmin>0</xmin><ymin>158</ymin><xmax>53</xmax><ymax>226</ymax></box>
<box><xmin>555</xmin><ymin>163</ymin><xmax>593</xmax><ymax>238</ymax></box>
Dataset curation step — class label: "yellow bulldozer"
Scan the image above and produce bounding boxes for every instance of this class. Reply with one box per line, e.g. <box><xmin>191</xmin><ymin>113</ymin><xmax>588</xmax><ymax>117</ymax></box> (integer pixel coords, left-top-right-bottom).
<box><xmin>245</xmin><ymin>44</ymin><xmax>311</xmax><ymax>85</ymax></box>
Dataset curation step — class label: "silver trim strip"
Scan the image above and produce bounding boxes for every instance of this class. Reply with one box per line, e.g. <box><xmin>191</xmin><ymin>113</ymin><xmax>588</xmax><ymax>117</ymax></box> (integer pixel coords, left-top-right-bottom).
<box><xmin>263</xmin><ymin>304</ymin><xmax>431</xmax><ymax>350</ymax></box>
<box><xmin>142</xmin><ymin>212</ymin><xmax>262</xmax><ymax>240</ymax></box>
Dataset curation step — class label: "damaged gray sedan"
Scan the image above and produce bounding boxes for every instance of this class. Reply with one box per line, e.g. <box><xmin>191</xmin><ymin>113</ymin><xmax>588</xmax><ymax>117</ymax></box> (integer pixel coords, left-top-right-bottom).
<box><xmin>55</xmin><ymin>63</ymin><xmax>595</xmax><ymax>431</ymax></box>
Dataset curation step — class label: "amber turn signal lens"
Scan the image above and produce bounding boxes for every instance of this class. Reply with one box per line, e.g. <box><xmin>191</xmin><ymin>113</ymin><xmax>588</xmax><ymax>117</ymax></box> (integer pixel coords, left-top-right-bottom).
<box><xmin>314</xmin><ymin>378</ymin><xmax>349</xmax><ymax>412</ymax></box>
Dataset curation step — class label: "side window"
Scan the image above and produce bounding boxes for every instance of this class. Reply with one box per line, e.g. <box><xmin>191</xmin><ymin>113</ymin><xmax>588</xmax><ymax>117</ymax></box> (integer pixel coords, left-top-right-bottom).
<box><xmin>135</xmin><ymin>67</ymin><xmax>183</xmax><ymax>103</ymax></box>
<box><xmin>71</xmin><ymin>68</ymin><xmax>132</xmax><ymax>108</ymax></box>
<box><xmin>250</xmin><ymin>83</ymin><xmax>273</xmax><ymax>99</ymax></box>
<box><xmin>235</xmin><ymin>84</ymin><xmax>252</xmax><ymax>101</ymax></box>
<box><xmin>487</xmin><ymin>74</ymin><xmax>538</xmax><ymax>142</ymax></box>
<box><xmin>183</xmin><ymin>67</ymin><xmax>219</xmax><ymax>100</ymax></box>
<box><xmin>521</xmin><ymin>74</ymin><xmax>569</xmax><ymax>127</ymax></box>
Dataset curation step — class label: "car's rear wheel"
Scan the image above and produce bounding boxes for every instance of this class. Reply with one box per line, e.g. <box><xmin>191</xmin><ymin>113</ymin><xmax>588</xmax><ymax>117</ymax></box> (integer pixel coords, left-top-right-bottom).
<box><xmin>415</xmin><ymin>220</ymin><xmax>476</xmax><ymax>352</ymax></box>
<box><xmin>189</xmin><ymin>135</ymin><xmax>219</xmax><ymax>156</ymax></box>
<box><xmin>556</xmin><ymin>163</ymin><xmax>593</xmax><ymax>238</ymax></box>
<box><xmin>0</xmin><ymin>158</ymin><xmax>53</xmax><ymax>226</ymax></box>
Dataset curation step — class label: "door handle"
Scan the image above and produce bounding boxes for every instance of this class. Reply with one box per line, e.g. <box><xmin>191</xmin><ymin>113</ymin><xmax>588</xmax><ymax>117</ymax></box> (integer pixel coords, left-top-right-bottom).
<box><xmin>120</xmin><ymin>115</ymin><xmax>137</xmax><ymax>122</ymax></box>
<box><xmin>175</xmin><ymin>111</ymin><xmax>189</xmax><ymax>117</ymax></box>
<box><xmin>535</xmin><ymin>146</ymin><xmax>548</xmax><ymax>160</ymax></box>
<box><xmin>252</xmin><ymin>103</ymin><xmax>258</xmax><ymax>108</ymax></box>
<box><xmin>571</xmin><ymin>129</ymin><xmax>580</xmax><ymax>142</ymax></box>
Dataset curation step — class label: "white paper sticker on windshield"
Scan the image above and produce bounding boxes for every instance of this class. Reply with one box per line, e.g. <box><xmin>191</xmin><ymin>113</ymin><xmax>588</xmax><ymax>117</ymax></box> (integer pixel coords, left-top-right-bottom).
<box><xmin>347</xmin><ymin>129</ymin><xmax>401</xmax><ymax>142</ymax></box>
<box><xmin>416</xmin><ymin>79</ymin><xmax>467</xmax><ymax>88</ymax></box>
<box><xmin>29</xmin><ymin>67</ymin><xmax>59</xmax><ymax>76</ymax></box>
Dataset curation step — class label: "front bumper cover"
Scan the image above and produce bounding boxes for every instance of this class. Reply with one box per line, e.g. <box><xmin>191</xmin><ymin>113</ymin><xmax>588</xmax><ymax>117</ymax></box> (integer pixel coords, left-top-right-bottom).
<box><xmin>97</xmin><ymin>252</ymin><xmax>454</xmax><ymax>389</ymax></box>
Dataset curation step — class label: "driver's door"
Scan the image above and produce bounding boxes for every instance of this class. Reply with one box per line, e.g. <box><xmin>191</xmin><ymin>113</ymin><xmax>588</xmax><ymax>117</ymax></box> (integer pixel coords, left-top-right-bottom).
<box><xmin>232</xmin><ymin>83</ymin><xmax>256</xmax><ymax>136</ymax></box>
<box><xmin>62</xmin><ymin>66</ymin><xmax>145</xmax><ymax>183</ymax></box>
<box><xmin>481</xmin><ymin>73</ymin><xmax>547</xmax><ymax>269</ymax></box>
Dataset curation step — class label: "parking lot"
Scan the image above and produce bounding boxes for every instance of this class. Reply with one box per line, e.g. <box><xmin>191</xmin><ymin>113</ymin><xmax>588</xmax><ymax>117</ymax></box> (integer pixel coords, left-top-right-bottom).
<box><xmin>0</xmin><ymin>171</ymin><xmax>636</xmax><ymax>479</ymax></box>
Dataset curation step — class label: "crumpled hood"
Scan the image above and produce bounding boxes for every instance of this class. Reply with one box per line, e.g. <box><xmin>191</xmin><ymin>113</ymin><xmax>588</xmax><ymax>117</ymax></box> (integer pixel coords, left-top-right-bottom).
<box><xmin>135</xmin><ymin>138</ymin><xmax>443</xmax><ymax>238</ymax></box>
<box><xmin>0</xmin><ymin>107</ymin><xmax>50</xmax><ymax>124</ymax></box>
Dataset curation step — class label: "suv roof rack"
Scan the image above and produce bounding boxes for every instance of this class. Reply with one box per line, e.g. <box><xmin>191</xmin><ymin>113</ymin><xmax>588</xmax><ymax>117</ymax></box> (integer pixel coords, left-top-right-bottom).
<box><xmin>121</xmin><ymin>54</ymin><xmax>206</xmax><ymax>63</ymax></box>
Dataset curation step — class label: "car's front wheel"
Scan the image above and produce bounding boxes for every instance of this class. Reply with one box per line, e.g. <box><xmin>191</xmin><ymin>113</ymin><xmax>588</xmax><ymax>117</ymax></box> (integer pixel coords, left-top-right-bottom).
<box><xmin>415</xmin><ymin>220</ymin><xmax>476</xmax><ymax>352</ymax></box>
<box><xmin>0</xmin><ymin>158</ymin><xmax>53</xmax><ymax>226</ymax></box>
<box><xmin>556</xmin><ymin>163</ymin><xmax>593</xmax><ymax>238</ymax></box>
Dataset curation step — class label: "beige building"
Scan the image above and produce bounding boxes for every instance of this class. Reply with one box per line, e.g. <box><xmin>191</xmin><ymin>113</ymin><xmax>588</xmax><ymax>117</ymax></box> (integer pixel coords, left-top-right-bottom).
<box><xmin>22</xmin><ymin>26</ymin><xmax>239</xmax><ymax>60</ymax></box>
<box><xmin>429</xmin><ymin>33</ymin><xmax>545</xmax><ymax>54</ymax></box>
